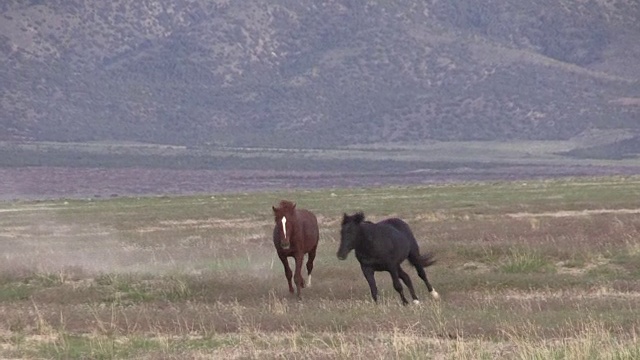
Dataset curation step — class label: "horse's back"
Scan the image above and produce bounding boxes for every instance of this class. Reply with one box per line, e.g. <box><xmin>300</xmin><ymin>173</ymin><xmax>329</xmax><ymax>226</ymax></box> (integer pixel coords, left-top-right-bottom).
<box><xmin>377</xmin><ymin>218</ymin><xmax>418</xmax><ymax>246</ymax></box>
<box><xmin>379</xmin><ymin>218</ymin><xmax>435</xmax><ymax>267</ymax></box>
<box><xmin>357</xmin><ymin>221</ymin><xmax>412</xmax><ymax>263</ymax></box>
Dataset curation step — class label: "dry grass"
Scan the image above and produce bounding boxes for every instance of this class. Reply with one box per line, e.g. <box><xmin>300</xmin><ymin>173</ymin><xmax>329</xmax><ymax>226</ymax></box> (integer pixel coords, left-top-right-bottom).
<box><xmin>1</xmin><ymin>176</ymin><xmax>640</xmax><ymax>358</ymax></box>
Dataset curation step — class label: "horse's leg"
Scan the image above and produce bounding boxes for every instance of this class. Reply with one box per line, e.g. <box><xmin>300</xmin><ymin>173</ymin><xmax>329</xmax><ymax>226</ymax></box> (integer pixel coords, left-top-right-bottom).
<box><xmin>278</xmin><ymin>253</ymin><xmax>294</xmax><ymax>294</ymax></box>
<box><xmin>388</xmin><ymin>266</ymin><xmax>409</xmax><ymax>305</ymax></box>
<box><xmin>293</xmin><ymin>253</ymin><xmax>305</xmax><ymax>299</ymax></box>
<box><xmin>360</xmin><ymin>264</ymin><xmax>378</xmax><ymax>303</ymax></box>
<box><xmin>305</xmin><ymin>246</ymin><xmax>317</xmax><ymax>288</ymax></box>
<box><xmin>397</xmin><ymin>266</ymin><xmax>419</xmax><ymax>304</ymax></box>
<box><xmin>410</xmin><ymin>256</ymin><xmax>440</xmax><ymax>300</ymax></box>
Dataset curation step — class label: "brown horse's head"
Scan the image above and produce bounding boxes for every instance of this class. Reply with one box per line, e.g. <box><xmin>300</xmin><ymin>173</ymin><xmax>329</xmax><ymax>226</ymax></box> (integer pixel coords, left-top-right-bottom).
<box><xmin>272</xmin><ymin>200</ymin><xmax>297</xmax><ymax>249</ymax></box>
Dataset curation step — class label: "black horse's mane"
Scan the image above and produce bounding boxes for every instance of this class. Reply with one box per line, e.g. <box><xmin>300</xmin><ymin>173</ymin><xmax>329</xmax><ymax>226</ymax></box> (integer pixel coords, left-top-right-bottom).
<box><xmin>342</xmin><ymin>212</ymin><xmax>365</xmax><ymax>225</ymax></box>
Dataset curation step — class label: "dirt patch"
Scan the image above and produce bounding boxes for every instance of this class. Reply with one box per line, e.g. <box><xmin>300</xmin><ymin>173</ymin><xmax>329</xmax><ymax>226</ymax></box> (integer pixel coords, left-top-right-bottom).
<box><xmin>507</xmin><ymin>208</ymin><xmax>640</xmax><ymax>218</ymax></box>
<box><xmin>474</xmin><ymin>288</ymin><xmax>640</xmax><ymax>301</ymax></box>
<box><xmin>461</xmin><ymin>261</ymin><xmax>492</xmax><ymax>273</ymax></box>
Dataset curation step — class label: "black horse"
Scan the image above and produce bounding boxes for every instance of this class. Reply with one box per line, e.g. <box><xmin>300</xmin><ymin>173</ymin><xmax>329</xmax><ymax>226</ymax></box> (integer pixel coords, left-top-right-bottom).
<box><xmin>337</xmin><ymin>212</ymin><xmax>439</xmax><ymax>305</ymax></box>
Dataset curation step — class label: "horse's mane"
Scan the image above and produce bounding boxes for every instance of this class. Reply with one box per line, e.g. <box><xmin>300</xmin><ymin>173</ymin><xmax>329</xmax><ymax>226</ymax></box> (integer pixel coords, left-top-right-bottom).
<box><xmin>342</xmin><ymin>212</ymin><xmax>365</xmax><ymax>225</ymax></box>
<box><xmin>275</xmin><ymin>200</ymin><xmax>296</xmax><ymax>214</ymax></box>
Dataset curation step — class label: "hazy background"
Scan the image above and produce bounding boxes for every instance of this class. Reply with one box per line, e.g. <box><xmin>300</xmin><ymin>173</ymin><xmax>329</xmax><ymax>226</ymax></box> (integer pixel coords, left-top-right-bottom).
<box><xmin>1</xmin><ymin>0</ymin><xmax>640</xmax><ymax>198</ymax></box>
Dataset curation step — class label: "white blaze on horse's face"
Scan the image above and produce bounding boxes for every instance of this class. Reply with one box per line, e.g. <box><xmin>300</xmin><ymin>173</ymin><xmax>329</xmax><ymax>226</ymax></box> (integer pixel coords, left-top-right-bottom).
<box><xmin>280</xmin><ymin>216</ymin><xmax>290</xmax><ymax>248</ymax></box>
<box><xmin>281</xmin><ymin>216</ymin><xmax>287</xmax><ymax>238</ymax></box>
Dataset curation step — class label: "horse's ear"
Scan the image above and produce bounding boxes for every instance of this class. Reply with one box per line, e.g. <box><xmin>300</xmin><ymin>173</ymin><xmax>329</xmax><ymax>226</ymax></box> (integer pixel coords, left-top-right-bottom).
<box><xmin>292</xmin><ymin>202</ymin><xmax>296</xmax><ymax>209</ymax></box>
<box><xmin>272</xmin><ymin>206</ymin><xmax>277</xmax><ymax>213</ymax></box>
<box><xmin>354</xmin><ymin>212</ymin><xmax>365</xmax><ymax>224</ymax></box>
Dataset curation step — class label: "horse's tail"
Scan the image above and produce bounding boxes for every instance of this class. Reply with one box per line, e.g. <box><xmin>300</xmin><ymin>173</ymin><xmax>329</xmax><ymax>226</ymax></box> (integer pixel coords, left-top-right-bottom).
<box><xmin>416</xmin><ymin>252</ymin><xmax>436</xmax><ymax>268</ymax></box>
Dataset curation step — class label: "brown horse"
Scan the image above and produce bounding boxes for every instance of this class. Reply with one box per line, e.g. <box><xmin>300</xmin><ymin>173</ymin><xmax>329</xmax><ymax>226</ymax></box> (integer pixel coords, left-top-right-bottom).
<box><xmin>272</xmin><ymin>200</ymin><xmax>320</xmax><ymax>299</ymax></box>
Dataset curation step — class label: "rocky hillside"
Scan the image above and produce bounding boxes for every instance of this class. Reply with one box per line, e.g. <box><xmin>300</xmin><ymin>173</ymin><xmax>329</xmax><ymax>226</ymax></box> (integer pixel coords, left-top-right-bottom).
<box><xmin>1</xmin><ymin>0</ymin><xmax>639</xmax><ymax>150</ymax></box>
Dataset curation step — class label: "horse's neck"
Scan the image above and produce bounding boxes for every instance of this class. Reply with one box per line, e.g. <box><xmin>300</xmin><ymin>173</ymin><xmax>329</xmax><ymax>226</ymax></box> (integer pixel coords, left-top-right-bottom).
<box><xmin>353</xmin><ymin>225</ymin><xmax>368</xmax><ymax>251</ymax></box>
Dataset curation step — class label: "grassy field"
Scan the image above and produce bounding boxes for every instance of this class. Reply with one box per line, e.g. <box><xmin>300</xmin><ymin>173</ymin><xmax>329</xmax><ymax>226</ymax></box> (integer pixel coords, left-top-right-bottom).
<box><xmin>5</xmin><ymin>138</ymin><xmax>640</xmax><ymax>170</ymax></box>
<box><xmin>1</xmin><ymin>177</ymin><xmax>640</xmax><ymax>359</ymax></box>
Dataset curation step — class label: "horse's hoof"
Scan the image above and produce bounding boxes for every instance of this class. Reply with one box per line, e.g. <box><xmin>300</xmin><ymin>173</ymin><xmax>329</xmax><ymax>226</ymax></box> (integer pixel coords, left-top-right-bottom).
<box><xmin>413</xmin><ymin>299</ymin><xmax>420</xmax><ymax>305</ymax></box>
<box><xmin>430</xmin><ymin>290</ymin><xmax>440</xmax><ymax>300</ymax></box>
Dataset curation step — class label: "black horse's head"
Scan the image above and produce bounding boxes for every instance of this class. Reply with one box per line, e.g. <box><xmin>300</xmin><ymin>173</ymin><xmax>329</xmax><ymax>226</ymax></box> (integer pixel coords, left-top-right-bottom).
<box><xmin>337</xmin><ymin>212</ymin><xmax>365</xmax><ymax>260</ymax></box>
<box><xmin>273</xmin><ymin>200</ymin><xmax>296</xmax><ymax>249</ymax></box>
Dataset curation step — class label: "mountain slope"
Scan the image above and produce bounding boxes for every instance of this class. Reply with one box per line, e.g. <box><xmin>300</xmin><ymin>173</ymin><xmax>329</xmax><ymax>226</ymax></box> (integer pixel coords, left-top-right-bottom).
<box><xmin>1</xmin><ymin>0</ymin><xmax>639</xmax><ymax>150</ymax></box>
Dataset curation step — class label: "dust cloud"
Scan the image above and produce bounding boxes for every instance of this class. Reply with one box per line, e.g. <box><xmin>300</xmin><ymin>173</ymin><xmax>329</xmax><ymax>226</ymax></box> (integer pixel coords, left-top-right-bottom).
<box><xmin>1</xmin><ymin>211</ymin><xmax>176</xmax><ymax>277</ymax></box>
<box><xmin>0</xmin><ymin>210</ymin><xmax>282</xmax><ymax>281</ymax></box>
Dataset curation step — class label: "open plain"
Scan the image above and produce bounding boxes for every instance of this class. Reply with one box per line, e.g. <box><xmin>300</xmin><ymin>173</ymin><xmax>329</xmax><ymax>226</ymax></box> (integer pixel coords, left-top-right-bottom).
<box><xmin>1</xmin><ymin>177</ymin><xmax>640</xmax><ymax>358</ymax></box>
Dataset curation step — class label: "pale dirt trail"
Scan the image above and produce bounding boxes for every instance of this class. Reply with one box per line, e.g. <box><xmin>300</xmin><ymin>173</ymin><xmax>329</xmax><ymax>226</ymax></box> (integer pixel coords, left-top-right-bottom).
<box><xmin>0</xmin><ymin>205</ymin><xmax>70</xmax><ymax>213</ymax></box>
<box><xmin>507</xmin><ymin>208</ymin><xmax>640</xmax><ymax>218</ymax></box>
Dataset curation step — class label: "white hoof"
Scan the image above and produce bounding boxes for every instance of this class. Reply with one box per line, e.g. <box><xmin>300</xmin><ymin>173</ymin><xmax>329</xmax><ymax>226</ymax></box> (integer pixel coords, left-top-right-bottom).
<box><xmin>413</xmin><ymin>299</ymin><xmax>420</xmax><ymax>305</ymax></box>
<box><xmin>306</xmin><ymin>275</ymin><xmax>312</xmax><ymax>287</ymax></box>
<box><xmin>431</xmin><ymin>290</ymin><xmax>440</xmax><ymax>300</ymax></box>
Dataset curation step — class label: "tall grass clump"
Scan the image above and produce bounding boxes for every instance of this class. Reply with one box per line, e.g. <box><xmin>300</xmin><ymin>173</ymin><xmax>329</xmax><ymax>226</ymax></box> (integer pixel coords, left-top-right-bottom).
<box><xmin>500</xmin><ymin>248</ymin><xmax>554</xmax><ymax>274</ymax></box>
<box><xmin>506</xmin><ymin>320</ymin><xmax>640</xmax><ymax>360</ymax></box>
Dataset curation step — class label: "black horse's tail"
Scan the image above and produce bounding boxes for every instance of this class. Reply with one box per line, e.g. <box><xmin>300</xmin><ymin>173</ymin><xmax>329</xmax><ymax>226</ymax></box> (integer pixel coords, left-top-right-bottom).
<box><xmin>416</xmin><ymin>252</ymin><xmax>437</xmax><ymax>268</ymax></box>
